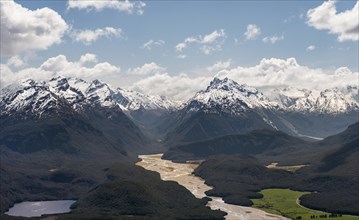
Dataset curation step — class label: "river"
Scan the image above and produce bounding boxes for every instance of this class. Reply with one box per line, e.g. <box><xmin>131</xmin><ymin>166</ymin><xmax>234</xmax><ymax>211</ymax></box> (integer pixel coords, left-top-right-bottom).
<box><xmin>136</xmin><ymin>154</ymin><xmax>289</xmax><ymax>220</ymax></box>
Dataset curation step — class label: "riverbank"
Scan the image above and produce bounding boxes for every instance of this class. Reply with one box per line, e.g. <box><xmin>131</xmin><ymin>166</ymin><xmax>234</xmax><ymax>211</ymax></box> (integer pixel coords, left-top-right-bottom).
<box><xmin>137</xmin><ymin>154</ymin><xmax>288</xmax><ymax>220</ymax></box>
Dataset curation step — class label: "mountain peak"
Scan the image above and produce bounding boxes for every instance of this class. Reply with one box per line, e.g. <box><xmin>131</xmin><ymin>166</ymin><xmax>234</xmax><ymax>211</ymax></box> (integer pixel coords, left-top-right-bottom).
<box><xmin>186</xmin><ymin>77</ymin><xmax>272</xmax><ymax>115</ymax></box>
<box><xmin>209</xmin><ymin>77</ymin><xmax>238</xmax><ymax>89</ymax></box>
<box><xmin>91</xmin><ymin>79</ymin><xmax>105</xmax><ymax>86</ymax></box>
<box><xmin>270</xmin><ymin>86</ymin><xmax>359</xmax><ymax>113</ymax></box>
<box><xmin>209</xmin><ymin>77</ymin><xmax>230</xmax><ymax>86</ymax></box>
<box><xmin>21</xmin><ymin>79</ymin><xmax>39</xmax><ymax>87</ymax></box>
<box><xmin>207</xmin><ymin>77</ymin><xmax>258</xmax><ymax>96</ymax></box>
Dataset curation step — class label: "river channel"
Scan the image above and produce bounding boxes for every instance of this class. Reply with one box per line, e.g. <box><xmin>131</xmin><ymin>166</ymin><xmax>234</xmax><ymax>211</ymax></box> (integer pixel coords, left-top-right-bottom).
<box><xmin>136</xmin><ymin>154</ymin><xmax>288</xmax><ymax>220</ymax></box>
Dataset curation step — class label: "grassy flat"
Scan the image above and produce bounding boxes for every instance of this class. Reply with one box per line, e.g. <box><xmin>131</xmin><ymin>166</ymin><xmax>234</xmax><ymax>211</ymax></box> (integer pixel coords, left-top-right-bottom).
<box><xmin>251</xmin><ymin>189</ymin><xmax>358</xmax><ymax>220</ymax></box>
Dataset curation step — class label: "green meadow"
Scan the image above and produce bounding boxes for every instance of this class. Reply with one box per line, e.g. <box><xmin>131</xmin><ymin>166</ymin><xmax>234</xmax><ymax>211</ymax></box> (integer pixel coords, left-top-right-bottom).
<box><xmin>251</xmin><ymin>189</ymin><xmax>358</xmax><ymax>220</ymax></box>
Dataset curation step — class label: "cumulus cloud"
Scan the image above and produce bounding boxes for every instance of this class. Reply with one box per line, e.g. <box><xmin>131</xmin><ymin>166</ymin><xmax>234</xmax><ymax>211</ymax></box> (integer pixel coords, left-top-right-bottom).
<box><xmin>79</xmin><ymin>53</ymin><xmax>98</xmax><ymax>64</ymax></box>
<box><xmin>131</xmin><ymin>73</ymin><xmax>211</xmax><ymax>101</ymax></box>
<box><xmin>71</xmin><ymin>27</ymin><xmax>123</xmax><ymax>45</ymax></box>
<box><xmin>2</xmin><ymin>55</ymin><xmax>356</xmax><ymax>102</ymax></box>
<box><xmin>67</xmin><ymin>0</ymin><xmax>145</xmax><ymax>15</ymax></box>
<box><xmin>175</xmin><ymin>29</ymin><xmax>227</xmax><ymax>55</ymax></box>
<box><xmin>0</xmin><ymin>0</ymin><xmax>68</xmax><ymax>55</ymax></box>
<box><xmin>1</xmin><ymin>53</ymin><xmax>120</xmax><ymax>87</ymax></box>
<box><xmin>307</xmin><ymin>1</ymin><xmax>359</xmax><ymax>42</ymax></box>
<box><xmin>207</xmin><ymin>59</ymin><xmax>232</xmax><ymax>73</ymax></box>
<box><xmin>141</xmin><ymin>40</ymin><xmax>165</xmax><ymax>50</ymax></box>
<box><xmin>244</xmin><ymin>24</ymin><xmax>261</xmax><ymax>40</ymax></box>
<box><xmin>127</xmin><ymin>62</ymin><xmax>165</xmax><ymax>75</ymax></box>
<box><xmin>262</xmin><ymin>34</ymin><xmax>284</xmax><ymax>44</ymax></box>
<box><xmin>306</xmin><ymin>45</ymin><xmax>316</xmax><ymax>51</ymax></box>
<box><xmin>131</xmin><ymin>58</ymin><xmax>356</xmax><ymax>102</ymax></box>
<box><xmin>6</xmin><ymin>56</ymin><xmax>25</xmax><ymax>68</ymax></box>
<box><xmin>215</xmin><ymin>57</ymin><xmax>358</xmax><ymax>91</ymax></box>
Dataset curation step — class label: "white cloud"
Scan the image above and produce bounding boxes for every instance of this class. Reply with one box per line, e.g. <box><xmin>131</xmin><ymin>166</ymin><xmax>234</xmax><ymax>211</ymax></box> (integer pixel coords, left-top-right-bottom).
<box><xmin>67</xmin><ymin>0</ymin><xmax>145</xmax><ymax>15</ymax></box>
<box><xmin>177</xmin><ymin>54</ymin><xmax>187</xmax><ymax>59</ymax></box>
<box><xmin>202</xmin><ymin>29</ymin><xmax>226</xmax><ymax>44</ymax></box>
<box><xmin>216</xmin><ymin>57</ymin><xmax>358</xmax><ymax>91</ymax></box>
<box><xmin>306</xmin><ymin>45</ymin><xmax>316</xmax><ymax>51</ymax></box>
<box><xmin>0</xmin><ymin>0</ymin><xmax>68</xmax><ymax>55</ymax></box>
<box><xmin>1</xmin><ymin>54</ymin><xmax>120</xmax><ymax>87</ymax></box>
<box><xmin>7</xmin><ymin>56</ymin><xmax>25</xmax><ymax>68</ymax></box>
<box><xmin>141</xmin><ymin>40</ymin><xmax>165</xmax><ymax>50</ymax></box>
<box><xmin>131</xmin><ymin>73</ymin><xmax>211</xmax><ymax>101</ymax></box>
<box><xmin>127</xmin><ymin>62</ymin><xmax>165</xmax><ymax>75</ymax></box>
<box><xmin>174</xmin><ymin>37</ymin><xmax>199</xmax><ymax>53</ymax></box>
<box><xmin>307</xmin><ymin>1</ymin><xmax>359</xmax><ymax>42</ymax></box>
<box><xmin>71</xmin><ymin>27</ymin><xmax>123</xmax><ymax>45</ymax></box>
<box><xmin>244</xmin><ymin>24</ymin><xmax>261</xmax><ymax>40</ymax></box>
<box><xmin>79</xmin><ymin>53</ymin><xmax>98</xmax><ymax>64</ymax></box>
<box><xmin>132</xmin><ymin>57</ymin><xmax>356</xmax><ymax>102</ymax></box>
<box><xmin>207</xmin><ymin>59</ymin><xmax>232</xmax><ymax>73</ymax></box>
<box><xmin>262</xmin><ymin>34</ymin><xmax>284</xmax><ymax>44</ymax></box>
<box><xmin>2</xmin><ymin>55</ymin><xmax>356</xmax><ymax>102</ymax></box>
<box><xmin>175</xmin><ymin>29</ymin><xmax>227</xmax><ymax>55</ymax></box>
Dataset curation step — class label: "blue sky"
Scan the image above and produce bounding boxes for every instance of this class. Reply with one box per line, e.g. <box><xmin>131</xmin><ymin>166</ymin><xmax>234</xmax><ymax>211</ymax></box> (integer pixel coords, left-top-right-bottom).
<box><xmin>1</xmin><ymin>0</ymin><xmax>358</xmax><ymax>100</ymax></box>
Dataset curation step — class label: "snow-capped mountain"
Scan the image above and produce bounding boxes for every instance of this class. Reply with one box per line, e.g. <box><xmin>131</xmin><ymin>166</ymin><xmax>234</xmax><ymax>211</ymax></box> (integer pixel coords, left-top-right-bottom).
<box><xmin>179</xmin><ymin>77</ymin><xmax>358</xmax><ymax>116</ymax></box>
<box><xmin>116</xmin><ymin>89</ymin><xmax>179</xmax><ymax>112</ymax></box>
<box><xmin>0</xmin><ymin>76</ymin><xmax>179</xmax><ymax>118</ymax></box>
<box><xmin>165</xmin><ymin>77</ymin><xmax>358</xmax><ymax>143</ymax></box>
<box><xmin>1</xmin><ymin>76</ymin><xmax>357</xmax><ymax>141</ymax></box>
<box><xmin>0</xmin><ymin>79</ymin><xmax>72</xmax><ymax>117</ymax></box>
<box><xmin>0</xmin><ymin>77</ymin><xmax>155</xmax><ymax>157</ymax></box>
<box><xmin>269</xmin><ymin>86</ymin><xmax>359</xmax><ymax>114</ymax></box>
<box><xmin>185</xmin><ymin>77</ymin><xmax>277</xmax><ymax>115</ymax></box>
<box><xmin>165</xmin><ymin>77</ymin><xmax>284</xmax><ymax>143</ymax></box>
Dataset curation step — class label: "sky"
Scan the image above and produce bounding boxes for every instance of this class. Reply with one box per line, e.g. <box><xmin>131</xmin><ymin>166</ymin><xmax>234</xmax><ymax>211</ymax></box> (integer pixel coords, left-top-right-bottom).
<box><xmin>0</xmin><ymin>0</ymin><xmax>358</xmax><ymax>101</ymax></box>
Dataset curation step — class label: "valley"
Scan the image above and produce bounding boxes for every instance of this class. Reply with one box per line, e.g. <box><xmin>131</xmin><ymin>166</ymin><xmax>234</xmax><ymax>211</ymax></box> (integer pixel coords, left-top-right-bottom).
<box><xmin>136</xmin><ymin>154</ymin><xmax>288</xmax><ymax>220</ymax></box>
<box><xmin>1</xmin><ymin>77</ymin><xmax>358</xmax><ymax>219</ymax></box>
<box><xmin>1</xmin><ymin>0</ymin><xmax>358</xmax><ymax>219</ymax></box>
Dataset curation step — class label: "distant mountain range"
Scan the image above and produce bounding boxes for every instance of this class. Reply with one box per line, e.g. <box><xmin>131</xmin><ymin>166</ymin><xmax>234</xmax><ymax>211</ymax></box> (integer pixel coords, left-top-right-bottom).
<box><xmin>0</xmin><ymin>76</ymin><xmax>178</xmax><ymax>117</ymax></box>
<box><xmin>164</xmin><ymin>77</ymin><xmax>358</xmax><ymax>143</ymax></box>
<box><xmin>1</xmin><ymin>76</ymin><xmax>358</xmax><ymax>148</ymax></box>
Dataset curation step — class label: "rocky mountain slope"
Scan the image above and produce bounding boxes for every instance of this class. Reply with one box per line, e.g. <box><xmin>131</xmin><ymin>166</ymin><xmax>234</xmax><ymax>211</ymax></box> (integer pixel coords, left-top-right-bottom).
<box><xmin>164</xmin><ymin>77</ymin><xmax>358</xmax><ymax>143</ymax></box>
<box><xmin>1</xmin><ymin>76</ymin><xmax>357</xmax><ymax>144</ymax></box>
<box><xmin>164</xmin><ymin>78</ymin><xmax>282</xmax><ymax>144</ymax></box>
<box><xmin>0</xmin><ymin>77</ymin><xmax>155</xmax><ymax>157</ymax></box>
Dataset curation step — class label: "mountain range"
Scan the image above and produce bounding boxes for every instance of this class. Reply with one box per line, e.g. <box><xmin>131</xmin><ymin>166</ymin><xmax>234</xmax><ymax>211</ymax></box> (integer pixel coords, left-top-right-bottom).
<box><xmin>164</xmin><ymin>77</ymin><xmax>358</xmax><ymax>144</ymax></box>
<box><xmin>0</xmin><ymin>77</ymin><xmax>153</xmax><ymax>158</ymax></box>
<box><xmin>1</xmin><ymin>76</ymin><xmax>358</xmax><ymax>146</ymax></box>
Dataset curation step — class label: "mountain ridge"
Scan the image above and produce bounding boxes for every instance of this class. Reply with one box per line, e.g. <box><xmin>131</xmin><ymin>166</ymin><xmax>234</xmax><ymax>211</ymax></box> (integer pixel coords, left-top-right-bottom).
<box><xmin>1</xmin><ymin>76</ymin><xmax>358</xmax><ymax>141</ymax></box>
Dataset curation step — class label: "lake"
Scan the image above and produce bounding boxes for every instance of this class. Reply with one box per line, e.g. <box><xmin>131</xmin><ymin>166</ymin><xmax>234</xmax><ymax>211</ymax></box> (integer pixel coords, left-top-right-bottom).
<box><xmin>5</xmin><ymin>200</ymin><xmax>76</xmax><ymax>217</ymax></box>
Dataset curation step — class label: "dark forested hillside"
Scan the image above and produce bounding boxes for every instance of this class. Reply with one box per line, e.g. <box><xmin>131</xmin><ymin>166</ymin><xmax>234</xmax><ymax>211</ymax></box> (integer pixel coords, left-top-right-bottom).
<box><xmin>193</xmin><ymin>123</ymin><xmax>359</xmax><ymax>215</ymax></box>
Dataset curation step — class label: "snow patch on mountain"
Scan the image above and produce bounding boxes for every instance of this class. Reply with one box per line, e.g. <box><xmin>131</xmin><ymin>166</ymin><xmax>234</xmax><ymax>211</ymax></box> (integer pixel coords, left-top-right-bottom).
<box><xmin>0</xmin><ymin>79</ymin><xmax>67</xmax><ymax>116</ymax></box>
<box><xmin>185</xmin><ymin>77</ymin><xmax>277</xmax><ymax>115</ymax></box>
<box><xmin>1</xmin><ymin>76</ymin><xmax>357</xmax><ymax>118</ymax></box>
<box><xmin>0</xmin><ymin>76</ymin><xmax>181</xmax><ymax>118</ymax></box>
<box><xmin>117</xmin><ymin>89</ymin><xmax>179</xmax><ymax>112</ymax></box>
<box><xmin>269</xmin><ymin>86</ymin><xmax>359</xmax><ymax>113</ymax></box>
